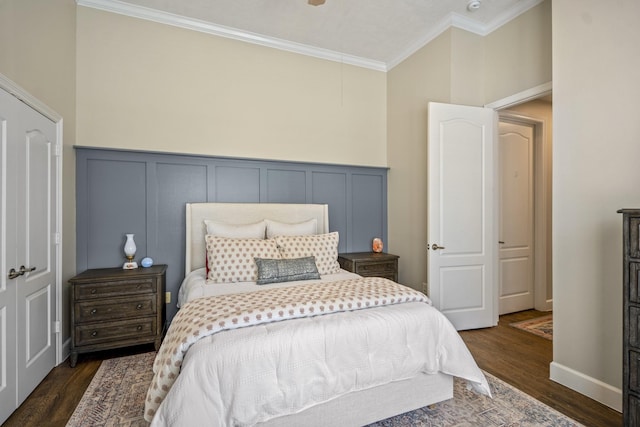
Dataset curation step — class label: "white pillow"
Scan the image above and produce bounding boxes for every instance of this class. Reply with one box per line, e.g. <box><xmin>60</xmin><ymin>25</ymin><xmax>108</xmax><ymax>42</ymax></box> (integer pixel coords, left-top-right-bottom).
<box><xmin>274</xmin><ymin>232</ymin><xmax>340</xmax><ymax>275</ymax></box>
<box><xmin>205</xmin><ymin>236</ymin><xmax>280</xmax><ymax>283</ymax></box>
<box><xmin>265</xmin><ymin>218</ymin><xmax>317</xmax><ymax>238</ymax></box>
<box><xmin>204</xmin><ymin>220</ymin><xmax>266</xmax><ymax>239</ymax></box>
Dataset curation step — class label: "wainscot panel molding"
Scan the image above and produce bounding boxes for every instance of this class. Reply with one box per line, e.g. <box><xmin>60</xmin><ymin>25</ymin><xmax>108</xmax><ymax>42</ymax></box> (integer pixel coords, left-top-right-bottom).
<box><xmin>75</xmin><ymin>147</ymin><xmax>388</xmax><ymax>320</ymax></box>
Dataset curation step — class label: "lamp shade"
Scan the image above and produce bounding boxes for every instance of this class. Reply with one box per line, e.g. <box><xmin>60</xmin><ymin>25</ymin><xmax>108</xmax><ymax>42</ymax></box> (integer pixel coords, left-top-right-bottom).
<box><xmin>124</xmin><ymin>234</ymin><xmax>136</xmax><ymax>259</ymax></box>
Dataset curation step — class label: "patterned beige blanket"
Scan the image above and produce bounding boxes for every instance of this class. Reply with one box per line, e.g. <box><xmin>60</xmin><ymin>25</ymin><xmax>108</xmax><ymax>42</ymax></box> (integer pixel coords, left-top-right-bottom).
<box><xmin>144</xmin><ymin>277</ymin><xmax>428</xmax><ymax>421</ymax></box>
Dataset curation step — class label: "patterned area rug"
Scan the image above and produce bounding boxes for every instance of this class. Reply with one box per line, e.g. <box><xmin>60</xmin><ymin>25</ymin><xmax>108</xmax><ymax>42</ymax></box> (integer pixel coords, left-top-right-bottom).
<box><xmin>67</xmin><ymin>350</ymin><xmax>580</xmax><ymax>427</ymax></box>
<box><xmin>66</xmin><ymin>352</ymin><xmax>155</xmax><ymax>427</ymax></box>
<box><xmin>510</xmin><ymin>314</ymin><xmax>553</xmax><ymax>340</ymax></box>
<box><xmin>369</xmin><ymin>373</ymin><xmax>581</xmax><ymax>427</ymax></box>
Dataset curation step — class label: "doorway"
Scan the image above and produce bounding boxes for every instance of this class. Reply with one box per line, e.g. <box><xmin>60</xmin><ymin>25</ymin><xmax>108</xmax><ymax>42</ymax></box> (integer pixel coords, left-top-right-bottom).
<box><xmin>426</xmin><ymin>95</ymin><xmax>552</xmax><ymax>330</ymax></box>
<box><xmin>497</xmin><ymin>99</ymin><xmax>553</xmax><ymax>314</ymax></box>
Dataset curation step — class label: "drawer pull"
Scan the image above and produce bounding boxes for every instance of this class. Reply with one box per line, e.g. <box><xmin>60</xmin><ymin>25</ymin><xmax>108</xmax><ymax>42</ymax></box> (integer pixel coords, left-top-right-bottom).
<box><xmin>91</xmin><ymin>331</ymin><xmax>98</xmax><ymax>337</ymax></box>
<box><xmin>90</xmin><ymin>309</ymin><xmax>97</xmax><ymax>315</ymax></box>
<box><xmin>90</xmin><ymin>289</ymin><xmax>97</xmax><ymax>294</ymax></box>
<box><xmin>137</xmin><ymin>325</ymin><xmax>143</xmax><ymax>331</ymax></box>
<box><xmin>136</xmin><ymin>303</ymin><xmax>144</xmax><ymax>310</ymax></box>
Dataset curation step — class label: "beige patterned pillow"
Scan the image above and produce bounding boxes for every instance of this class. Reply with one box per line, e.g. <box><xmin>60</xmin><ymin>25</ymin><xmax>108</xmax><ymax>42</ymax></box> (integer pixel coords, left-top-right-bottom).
<box><xmin>205</xmin><ymin>236</ymin><xmax>280</xmax><ymax>283</ymax></box>
<box><xmin>274</xmin><ymin>232</ymin><xmax>340</xmax><ymax>275</ymax></box>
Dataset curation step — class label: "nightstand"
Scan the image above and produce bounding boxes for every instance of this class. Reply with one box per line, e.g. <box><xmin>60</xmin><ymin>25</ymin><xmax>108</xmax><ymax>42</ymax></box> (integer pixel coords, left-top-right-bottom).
<box><xmin>338</xmin><ymin>252</ymin><xmax>399</xmax><ymax>282</ymax></box>
<box><xmin>68</xmin><ymin>265</ymin><xmax>167</xmax><ymax>367</ymax></box>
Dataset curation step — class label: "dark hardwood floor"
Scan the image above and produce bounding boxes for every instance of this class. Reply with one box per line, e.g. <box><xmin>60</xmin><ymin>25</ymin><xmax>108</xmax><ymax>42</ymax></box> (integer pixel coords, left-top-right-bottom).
<box><xmin>3</xmin><ymin>311</ymin><xmax>622</xmax><ymax>426</ymax></box>
<box><xmin>459</xmin><ymin>310</ymin><xmax>622</xmax><ymax>427</ymax></box>
<box><xmin>2</xmin><ymin>345</ymin><xmax>154</xmax><ymax>427</ymax></box>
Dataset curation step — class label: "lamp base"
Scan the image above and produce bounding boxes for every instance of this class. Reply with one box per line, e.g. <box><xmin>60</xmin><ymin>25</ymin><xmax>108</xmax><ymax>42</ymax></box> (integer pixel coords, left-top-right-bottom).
<box><xmin>123</xmin><ymin>261</ymin><xmax>138</xmax><ymax>270</ymax></box>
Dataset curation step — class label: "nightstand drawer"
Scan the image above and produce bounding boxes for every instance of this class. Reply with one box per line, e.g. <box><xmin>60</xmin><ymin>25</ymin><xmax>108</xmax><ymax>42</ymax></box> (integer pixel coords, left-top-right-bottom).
<box><xmin>75</xmin><ymin>317</ymin><xmax>157</xmax><ymax>346</ymax></box>
<box><xmin>74</xmin><ymin>278</ymin><xmax>156</xmax><ymax>300</ymax></box>
<box><xmin>75</xmin><ymin>295</ymin><xmax>157</xmax><ymax>323</ymax></box>
<box><xmin>355</xmin><ymin>261</ymin><xmax>397</xmax><ymax>276</ymax></box>
<box><xmin>338</xmin><ymin>252</ymin><xmax>399</xmax><ymax>282</ymax></box>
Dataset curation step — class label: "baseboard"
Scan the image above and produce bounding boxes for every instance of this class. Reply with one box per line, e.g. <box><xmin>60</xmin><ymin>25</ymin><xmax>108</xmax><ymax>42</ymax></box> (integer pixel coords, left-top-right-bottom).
<box><xmin>549</xmin><ymin>361</ymin><xmax>622</xmax><ymax>412</ymax></box>
<box><xmin>59</xmin><ymin>336</ymin><xmax>71</xmax><ymax>366</ymax></box>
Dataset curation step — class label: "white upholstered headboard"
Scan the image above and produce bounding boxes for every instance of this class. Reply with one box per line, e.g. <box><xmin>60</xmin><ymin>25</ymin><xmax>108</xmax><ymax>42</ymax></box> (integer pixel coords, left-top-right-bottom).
<box><xmin>185</xmin><ymin>203</ymin><xmax>330</xmax><ymax>275</ymax></box>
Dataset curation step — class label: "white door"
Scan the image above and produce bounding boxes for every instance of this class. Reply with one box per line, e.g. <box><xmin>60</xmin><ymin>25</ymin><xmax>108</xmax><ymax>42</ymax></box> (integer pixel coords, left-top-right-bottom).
<box><xmin>498</xmin><ymin>121</ymin><xmax>535</xmax><ymax>314</ymax></box>
<box><xmin>427</xmin><ymin>102</ymin><xmax>498</xmax><ymax>331</ymax></box>
<box><xmin>0</xmin><ymin>87</ymin><xmax>57</xmax><ymax>423</ymax></box>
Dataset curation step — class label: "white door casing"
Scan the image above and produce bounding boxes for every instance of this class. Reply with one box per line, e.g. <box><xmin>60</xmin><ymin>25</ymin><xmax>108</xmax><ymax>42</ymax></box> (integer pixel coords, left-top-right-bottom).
<box><xmin>498</xmin><ymin>121</ymin><xmax>535</xmax><ymax>314</ymax></box>
<box><xmin>427</xmin><ymin>102</ymin><xmax>498</xmax><ymax>331</ymax></box>
<box><xmin>0</xmin><ymin>90</ymin><xmax>18</xmax><ymax>426</ymax></box>
<box><xmin>0</xmin><ymin>83</ymin><xmax>60</xmax><ymax>423</ymax></box>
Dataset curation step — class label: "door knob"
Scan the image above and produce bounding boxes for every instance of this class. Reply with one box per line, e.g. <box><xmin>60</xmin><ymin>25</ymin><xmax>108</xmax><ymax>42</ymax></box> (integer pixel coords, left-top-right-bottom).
<box><xmin>7</xmin><ymin>265</ymin><xmax>37</xmax><ymax>280</ymax></box>
<box><xmin>431</xmin><ymin>243</ymin><xmax>446</xmax><ymax>250</ymax></box>
<box><xmin>19</xmin><ymin>265</ymin><xmax>36</xmax><ymax>274</ymax></box>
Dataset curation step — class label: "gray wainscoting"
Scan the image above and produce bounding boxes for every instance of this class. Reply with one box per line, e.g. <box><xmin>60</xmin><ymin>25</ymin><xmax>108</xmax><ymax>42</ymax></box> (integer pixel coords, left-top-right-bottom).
<box><xmin>75</xmin><ymin>147</ymin><xmax>388</xmax><ymax>320</ymax></box>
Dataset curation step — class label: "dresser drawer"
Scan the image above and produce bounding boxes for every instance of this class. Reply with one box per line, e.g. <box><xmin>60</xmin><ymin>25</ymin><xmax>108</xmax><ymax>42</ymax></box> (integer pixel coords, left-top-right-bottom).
<box><xmin>631</xmin><ymin>307</ymin><xmax>640</xmax><ymax>348</ymax></box>
<box><xmin>628</xmin><ymin>394</ymin><xmax>640</xmax><ymax>427</ymax></box>
<box><xmin>74</xmin><ymin>278</ymin><xmax>156</xmax><ymax>300</ymax></box>
<box><xmin>75</xmin><ymin>295</ymin><xmax>157</xmax><ymax>323</ymax></box>
<box><xmin>630</xmin><ymin>217</ymin><xmax>640</xmax><ymax>259</ymax></box>
<box><xmin>630</xmin><ymin>350</ymin><xmax>640</xmax><ymax>395</ymax></box>
<box><xmin>75</xmin><ymin>317</ymin><xmax>157</xmax><ymax>346</ymax></box>
<box><xmin>631</xmin><ymin>264</ymin><xmax>640</xmax><ymax>304</ymax></box>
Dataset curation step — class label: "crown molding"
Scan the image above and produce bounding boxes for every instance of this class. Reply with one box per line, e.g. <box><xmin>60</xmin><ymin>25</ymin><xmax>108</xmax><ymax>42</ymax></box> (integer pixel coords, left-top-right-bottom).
<box><xmin>78</xmin><ymin>0</ymin><xmax>544</xmax><ymax>73</ymax></box>
<box><xmin>386</xmin><ymin>0</ymin><xmax>544</xmax><ymax>70</ymax></box>
<box><xmin>76</xmin><ymin>0</ymin><xmax>387</xmax><ymax>72</ymax></box>
<box><xmin>483</xmin><ymin>0</ymin><xmax>545</xmax><ymax>35</ymax></box>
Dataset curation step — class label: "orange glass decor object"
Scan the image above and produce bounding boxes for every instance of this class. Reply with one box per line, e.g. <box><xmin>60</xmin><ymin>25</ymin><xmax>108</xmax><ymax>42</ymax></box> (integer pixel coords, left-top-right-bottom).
<box><xmin>372</xmin><ymin>238</ymin><xmax>383</xmax><ymax>253</ymax></box>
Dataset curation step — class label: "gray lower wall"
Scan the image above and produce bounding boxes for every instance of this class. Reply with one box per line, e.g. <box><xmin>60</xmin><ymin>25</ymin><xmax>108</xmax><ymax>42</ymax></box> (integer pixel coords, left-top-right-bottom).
<box><xmin>75</xmin><ymin>147</ymin><xmax>388</xmax><ymax>320</ymax></box>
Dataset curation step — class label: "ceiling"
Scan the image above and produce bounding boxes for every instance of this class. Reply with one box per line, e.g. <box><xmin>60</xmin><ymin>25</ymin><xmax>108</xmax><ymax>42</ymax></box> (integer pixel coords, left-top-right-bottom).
<box><xmin>82</xmin><ymin>0</ymin><xmax>543</xmax><ymax>71</ymax></box>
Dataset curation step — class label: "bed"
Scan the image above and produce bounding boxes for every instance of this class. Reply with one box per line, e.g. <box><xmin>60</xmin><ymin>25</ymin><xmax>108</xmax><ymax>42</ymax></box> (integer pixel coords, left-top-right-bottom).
<box><xmin>145</xmin><ymin>203</ymin><xmax>490</xmax><ymax>426</ymax></box>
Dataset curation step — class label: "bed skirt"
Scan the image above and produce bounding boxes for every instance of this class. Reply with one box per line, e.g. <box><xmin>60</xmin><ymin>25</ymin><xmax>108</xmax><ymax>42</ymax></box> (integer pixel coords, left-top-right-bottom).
<box><xmin>258</xmin><ymin>372</ymin><xmax>453</xmax><ymax>427</ymax></box>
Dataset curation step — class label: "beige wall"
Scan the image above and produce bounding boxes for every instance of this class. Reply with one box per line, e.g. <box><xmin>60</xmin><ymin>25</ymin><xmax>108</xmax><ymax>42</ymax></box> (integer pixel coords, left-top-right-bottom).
<box><xmin>386</xmin><ymin>31</ymin><xmax>451</xmax><ymax>289</ymax></box>
<box><xmin>551</xmin><ymin>0</ymin><xmax>640</xmax><ymax>409</ymax></box>
<box><xmin>76</xmin><ymin>7</ymin><xmax>387</xmax><ymax>167</ymax></box>
<box><xmin>484</xmin><ymin>0</ymin><xmax>552</xmax><ymax>104</ymax></box>
<box><xmin>0</xmin><ymin>0</ymin><xmax>77</xmax><ymax>343</ymax></box>
<box><xmin>387</xmin><ymin>1</ymin><xmax>552</xmax><ymax>290</ymax></box>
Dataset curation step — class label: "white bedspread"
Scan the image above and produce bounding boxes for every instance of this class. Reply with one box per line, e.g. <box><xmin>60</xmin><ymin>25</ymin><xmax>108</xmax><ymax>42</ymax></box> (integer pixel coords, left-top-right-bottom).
<box><xmin>150</xmin><ymin>280</ymin><xmax>490</xmax><ymax>427</ymax></box>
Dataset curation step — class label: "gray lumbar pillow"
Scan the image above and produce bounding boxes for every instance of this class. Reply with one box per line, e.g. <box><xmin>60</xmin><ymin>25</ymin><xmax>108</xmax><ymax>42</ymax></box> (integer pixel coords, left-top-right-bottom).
<box><xmin>254</xmin><ymin>257</ymin><xmax>321</xmax><ymax>285</ymax></box>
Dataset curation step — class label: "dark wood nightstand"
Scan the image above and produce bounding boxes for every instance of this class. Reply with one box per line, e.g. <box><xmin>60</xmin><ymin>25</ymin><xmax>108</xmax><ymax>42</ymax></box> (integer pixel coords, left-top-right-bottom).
<box><xmin>68</xmin><ymin>264</ymin><xmax>167</xmax><ymax>367</ymax></box>
<box><xmin>338</xmin><ymin>252</ymin><xmax>399</xmax><ymax>282</ymax></box>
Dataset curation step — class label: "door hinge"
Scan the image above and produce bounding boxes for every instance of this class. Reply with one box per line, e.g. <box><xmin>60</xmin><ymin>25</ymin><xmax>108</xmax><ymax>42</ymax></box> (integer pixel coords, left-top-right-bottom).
<box><xmin>54</xmin><ymin>232</ymin><xmax>61</xmax><ymax>245</ymax></box>
<box><xmin>53</xmin><ymin>321</ymin><xmax>61</xmax><ymax>334</ymax></box>
<box><xmin>54</xmin><ymin>144</ymin><xmax>61</xmax><ymax>157</ymax></box>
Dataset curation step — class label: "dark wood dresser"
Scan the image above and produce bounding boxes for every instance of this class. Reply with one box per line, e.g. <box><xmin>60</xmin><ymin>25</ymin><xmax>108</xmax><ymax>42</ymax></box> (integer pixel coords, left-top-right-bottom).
<box><xmin>69</xmin><ymin>264</ymin><xmax>167</xmax><ymax>367</ymax></box>
<box><xmin>620</xmin><ymin>209</ymin><xmax>640</xmax><ymax>425</ymax></box>
<box><xmin>338</xmin><ymin>252</ymin><xmax>399</xmax><ymax>282</ymax></box>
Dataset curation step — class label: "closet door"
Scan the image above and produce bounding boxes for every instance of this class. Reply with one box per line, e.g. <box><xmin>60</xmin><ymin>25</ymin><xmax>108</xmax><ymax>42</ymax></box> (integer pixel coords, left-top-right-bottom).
<box><xmin>0</xmin><ymin>87</ymin><xmax>57</xmax><ymax>423</ymax></box>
